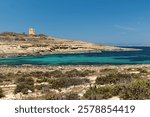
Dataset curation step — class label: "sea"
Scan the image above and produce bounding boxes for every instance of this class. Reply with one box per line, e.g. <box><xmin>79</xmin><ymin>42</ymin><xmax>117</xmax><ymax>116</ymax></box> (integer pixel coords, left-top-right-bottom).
<box><xmin>0</xmin><ymin>47</ymin><xmax>150</xmax><ymax>65</ymax></box>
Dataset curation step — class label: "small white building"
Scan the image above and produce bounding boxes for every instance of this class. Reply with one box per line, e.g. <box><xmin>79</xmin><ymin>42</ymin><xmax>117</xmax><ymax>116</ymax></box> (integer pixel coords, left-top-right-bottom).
<box><xmin>28</xmin><ymin>28</ymin><xmax>36</xmax><ymax>35</ymax></box>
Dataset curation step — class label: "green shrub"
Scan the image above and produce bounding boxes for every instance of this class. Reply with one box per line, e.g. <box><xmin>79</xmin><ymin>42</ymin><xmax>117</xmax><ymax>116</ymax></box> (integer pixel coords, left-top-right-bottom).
<box><xmin>111</xmin><ymin>84</ymin><xmax>126</xmax><ymax>96</ymax></box>
<box><xmin>65</xmin><ymin>69</ymin><xmax>81</xmax><ymax>77</ymax></box>
<box><xmin>49</xmin><ymin>78</ymin><xmax>90</xmax><ymax>89</ymax></box>
<box><xmin>65</xmin><ymin>69</ymin><xmax>93</xmax><ymax>77</ymax></box>
<box><xmin>0</xmin><ymin>73</ymin><xmax>15</xmax><ymax>82</ymax></box>
<box><xmin>100</xmin><ymin>68</ymin><xmax>118</xmax><ymax>73</ymax></box>
<box><xmin>14</xmin><ymin>77</ymin><xmax>34</xmax><ymax>94</ymax></box>
<box><xmin>29</xmin><ymin>71</ymin><xmax>44</xmax><ymax>77</ymax></box>
<box><xmin>29</xmin><ymin>69</ymin><xmax>94</xmax><ymax>79</ymax></box>
<box><xmin>49</xmin><ymin>70</ymin><xmax>64</xmax><ymax>78</ymax></box>
<box><xmin>96</xmin><ymin>73</ymin><xmax>139</xmax><ymax>85</ymax></box>
<box><xmin>29</xmin><ymin>70</ymin><xmax>64</xmax><ymax>78</ymax></box>
<box><xmin>84</xmin><ymin>86</ymin><xmax>113</xmax><ymax>100</ymax></box>
<box><xmin>36</xmin><ymin>78</ymin><xmax>48</xmax><ymax>83</ymax></box>
<box><xmin>138</xmin><ymin>68</ymin><xmax>148</xmax><ymax>73</ymax></box>
<box><xmin>35</xmin><ymin>84</ymin><xmax>51</xmax><ymax>93</ymax></box>
<box><xmin>84</xmin><ymin>79</ymin><xmax>150</xmax><ymax>100</ymax></box>
<box><xmin>0</xmin><ymin>73</ymin><xmax>6</xmax><ymax>79</ymax></box>
<box><xmin>35</xmin><ymin>85</ymin><xmax>45</xmax><ymax>90</ymax></box>
<box><xmin>0</xmin><ymin>79</ymin><xmax>3</xmax><ymax>83</ymax></box>
<box><xmin>44</xmin><ymin>92</ymin><xmax>79</xmax><ymax>100</ymax></box>
<box><xmin>65</xmin><ymin>93</ymin><xmax>79</xmax><ymax>100</ymax></box>
<box><xmin>80</xmin><ymin>70</ymin><xmax>95</xmax><ymax>77</ymax></box>
<box><xmin>0</xmin><ymin>88</ymin><xmax>4</xmax><ymax>98</ymax></box>
<box><xmin>119</xmin><ymin>79</ymin><xmax>150</xmax><ymax>100</ymax></box>
<box><xmin>44</xmin><ymin>92</ymin><xmax>64</xmax><ymax>100</ymax></box>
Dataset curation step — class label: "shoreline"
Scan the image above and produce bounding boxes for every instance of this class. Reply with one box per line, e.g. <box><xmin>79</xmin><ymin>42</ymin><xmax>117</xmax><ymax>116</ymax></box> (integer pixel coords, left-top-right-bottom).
<box><xmin>0</xmin><ymin>48</ymin><xmax>141</xmax><ymax>58</ymax></box>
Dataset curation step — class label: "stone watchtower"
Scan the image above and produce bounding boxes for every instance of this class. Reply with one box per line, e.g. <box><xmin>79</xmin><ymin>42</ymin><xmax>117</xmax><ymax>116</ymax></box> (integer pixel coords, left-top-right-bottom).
<box><xmin>28</xmin><ymin>28</ymin><xmax>36</xmax><ymax>35</ymax></box>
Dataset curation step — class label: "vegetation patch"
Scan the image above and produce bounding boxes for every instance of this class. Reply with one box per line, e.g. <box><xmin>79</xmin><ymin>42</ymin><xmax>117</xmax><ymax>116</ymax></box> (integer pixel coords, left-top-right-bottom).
<box><xmin>0</xmin><ymin>88</ymin><xmax>5</xmax><ymax>98</ymax></box>
<box><xmin>84</xmin><ymin>79</ymin><xmax>150</xmax><ymax>100</ymax></box>
<box><xmin>28</xmin><ymin>70</ymin><xmax>64</xmax><ymax>78</ymax></box>
<box><xmin>96</xmin><ymin>73</ymin><xmax>139</xmax><ymax>85</ymax></box>
<box><xmin>65</xmin><ymin>93</ymin><xmax>79</xmax><ymax>100</ymax></box>
<box><xmin>44</xmin><ymin>92</ymin><xmax>79</xmax><ymax>100</ymax></box>
<box><xmin>49</xmin><ymin>78</ymin><xmax>90</xmax><ymax>89</ymax></box>
<box><xmin>48</xmin><ymin>70</ymin><xmax>64</xmax><ymax>78</ymax></box>
<box><xmin>14</xmin><ymin>77</ymin><xmax>34</xmax><ymax>94</ymax></box>
<box><xmin>36</xmin><ymin>78</ymin><xmax>48</xmax><ymax>83</ymax></box>
<box><xmin>65</xmin><ymin>69</ymin><xmax>94</xmax><ymax>77</ymax></box>
<box><xmin>84</xmin><ymin>86</ymin><xmax>113</xmax><ymax>100</ymax></box>
<box><xmin>119</xmin><ymin>79</ymin><xmax>150</xmax><ymax>100</ymax></box>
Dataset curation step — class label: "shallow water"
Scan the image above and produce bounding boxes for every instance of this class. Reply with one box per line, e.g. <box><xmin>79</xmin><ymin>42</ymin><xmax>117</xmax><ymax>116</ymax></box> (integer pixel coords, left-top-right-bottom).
<box><xmin>0</xmin><ymin>47</ymin><xmax>150</xmax><ymax>65</ymax></box>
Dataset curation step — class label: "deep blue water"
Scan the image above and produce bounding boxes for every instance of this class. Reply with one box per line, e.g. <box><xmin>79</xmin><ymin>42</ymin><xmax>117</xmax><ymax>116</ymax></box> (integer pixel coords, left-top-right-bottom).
<box><xmin>0</xmin><ymin>47</ymin><xmax>150</xmax><ymax>65</ymax></box>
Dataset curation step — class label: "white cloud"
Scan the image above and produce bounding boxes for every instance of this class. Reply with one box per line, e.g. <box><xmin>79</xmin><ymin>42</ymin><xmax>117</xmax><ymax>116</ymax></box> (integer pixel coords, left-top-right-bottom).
<box><xmin>114</xmin><ymin>24</ymin><xmax>136</xmax><ymax>31</ymax></box>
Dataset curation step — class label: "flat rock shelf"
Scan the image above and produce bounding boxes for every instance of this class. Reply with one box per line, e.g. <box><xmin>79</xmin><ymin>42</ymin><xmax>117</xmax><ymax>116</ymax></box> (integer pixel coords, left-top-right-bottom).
<box><xmin>0</xmin><ymin>47</ymin><xmax>149</xmax><ymax>65</ymax></box>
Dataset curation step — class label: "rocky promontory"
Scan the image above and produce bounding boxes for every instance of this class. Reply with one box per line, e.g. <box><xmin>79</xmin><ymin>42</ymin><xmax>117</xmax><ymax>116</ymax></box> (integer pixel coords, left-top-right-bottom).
<box><xmin>0</xmin><ymin>32</ymin><xmax>140</xmax><ymax>57</ymax></box>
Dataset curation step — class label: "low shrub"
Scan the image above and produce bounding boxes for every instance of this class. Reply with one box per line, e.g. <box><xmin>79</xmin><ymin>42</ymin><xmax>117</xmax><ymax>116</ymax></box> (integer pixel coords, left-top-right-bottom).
<box><xmin>100</xmin><ymin>68</ymin><xmax>118</xmax><ymax>73</ymax></box>
<box><xmin>35</xmin><ymin>84</ymin><xmax>46</xmax><ymax>90</ymax></box>
<box><xmin>29</xmin><ymin>71</ymin><xmax>44</xmax><ymax>77</ymax></box>
<box><xmin>65</xmin><ymin>93</ymin><xmax>79</xmax><ymax>100</ymax></box>
<box><xmin>28</xmin><ymin>69</ymin><xmax>94</xmax><ymax>79</ymax></box>
<box><xmin>48</xmin><ymin>70</ymin><xmax>64</xmax><ymax>78</ymax></box>
<box><xmin>96</xmin><ymin>73</ymin><xmax>139</xmax><ymax>85</ymax></box>
<box><xmin>44</xmin><ymin>92</ymin><xmax>64</xmax><ymax>100</ymax></box>
<box><xmin>119</xmin><ymin>79</ymin><xmax>150</xmax><ymax>100</ymax></box>
<box><xmin>138</xmin><ymin>68</ymin><xmax>148</xmax><ymax>73</ymax></box>
<box><xmin>65</xmin><ymin>69</ymin><xmax>81</xmax><ymax>77</ymax></box>
<box><xmin>0</xmin><ymin>79</ymin><xmax>3</xmax><ymax>83</ymax></box>
<box><xmin>84</xmin><ymin>86</ymin><xmax>113</xmax><ymax>100</ymax></box>
<box><xmin>0</xmin><ymin>88</ymin><xmax>4</xmax><ymax>98</ymax></box>
<box><xmin>0</xmin><ymin>73</ymin><xmax>15</xmax><ymax>82</ymax></box>
<box><xmin>85</xmin><ymin>79</ymin><xmax>150</xmax><ymax>100</ymax></box>
<box><xmin>0</xmin><ymin>73</ymin><xmax>6</xmax><ymax>79</ymax></box>
<box><xmin>111</xmin><ymin>84</ymin><xmax>126</xmax><ymax>96</ymax></box>
<box><xmin>14</xmin><ymin>77</ymin><xmax>34</xmax><ymax>94</ymax></box>
<box><xmin>65</xmin><ymin>69</ymin><xmax>93</xmax><ymax>77</ymax></box>
<box><xmin>35</xmin><ymin>84</ymin><xmax>51</xmax><ymax>93</ymax></box>
<box><xmin>44</xmin><ymin>92</ymin><xmax>79</xmax><ymax>100</ymax></box>
<box><xmin>36</xmin><ymin>78</ymin><xmax>48</xmax><ymax>83</ymax></box>
<box><xmin>29</xmin><ymin>70</ymin><xmax>64</xmax><ymax>78</ymax></box>
<box><xmin>80</xmin><ymin>70</ymin><xmax>95</xmax><ymax>77</ymax></box>
<box><xmin>49</xmin><ymin>78</ymin><xmax>90</xmax><ymax>89</ymax></box>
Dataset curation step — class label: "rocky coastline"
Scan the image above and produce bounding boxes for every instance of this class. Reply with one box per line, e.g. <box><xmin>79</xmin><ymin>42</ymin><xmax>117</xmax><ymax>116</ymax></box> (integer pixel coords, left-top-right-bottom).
<box><xmin>0</xmin><ymin>33</ymin><xmax>141</xmax><ymax>58</ymax></box>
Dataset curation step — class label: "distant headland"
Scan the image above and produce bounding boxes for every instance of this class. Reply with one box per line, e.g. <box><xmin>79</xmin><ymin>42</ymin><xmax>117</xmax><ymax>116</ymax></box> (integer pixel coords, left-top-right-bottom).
<box><xmin>0</xmin><ymin>28</ymin><xmax>140</xmax><ymax>58</ymax></box>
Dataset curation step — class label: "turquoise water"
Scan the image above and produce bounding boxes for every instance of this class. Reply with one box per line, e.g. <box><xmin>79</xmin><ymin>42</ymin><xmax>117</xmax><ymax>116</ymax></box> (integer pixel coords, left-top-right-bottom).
<box><xmin>0</xmin><ymin>47</ymin><xmax>150</xmax><ymax>65</ymax></box>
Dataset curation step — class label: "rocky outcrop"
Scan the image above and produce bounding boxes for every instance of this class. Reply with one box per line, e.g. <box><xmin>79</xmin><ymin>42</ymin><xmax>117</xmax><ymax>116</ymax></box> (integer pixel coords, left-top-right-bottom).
<box><xmin>0</xmin><ymin>33</ymin><xmax>140</xmax><ymax>57</ymax></box>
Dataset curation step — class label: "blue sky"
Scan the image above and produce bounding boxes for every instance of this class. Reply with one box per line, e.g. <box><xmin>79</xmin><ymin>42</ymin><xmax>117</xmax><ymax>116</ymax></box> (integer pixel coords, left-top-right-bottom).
<box><xmin>0</xmin><ymin>0</ymin><xmax>150</xmax><ymax>46</ymax></box>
